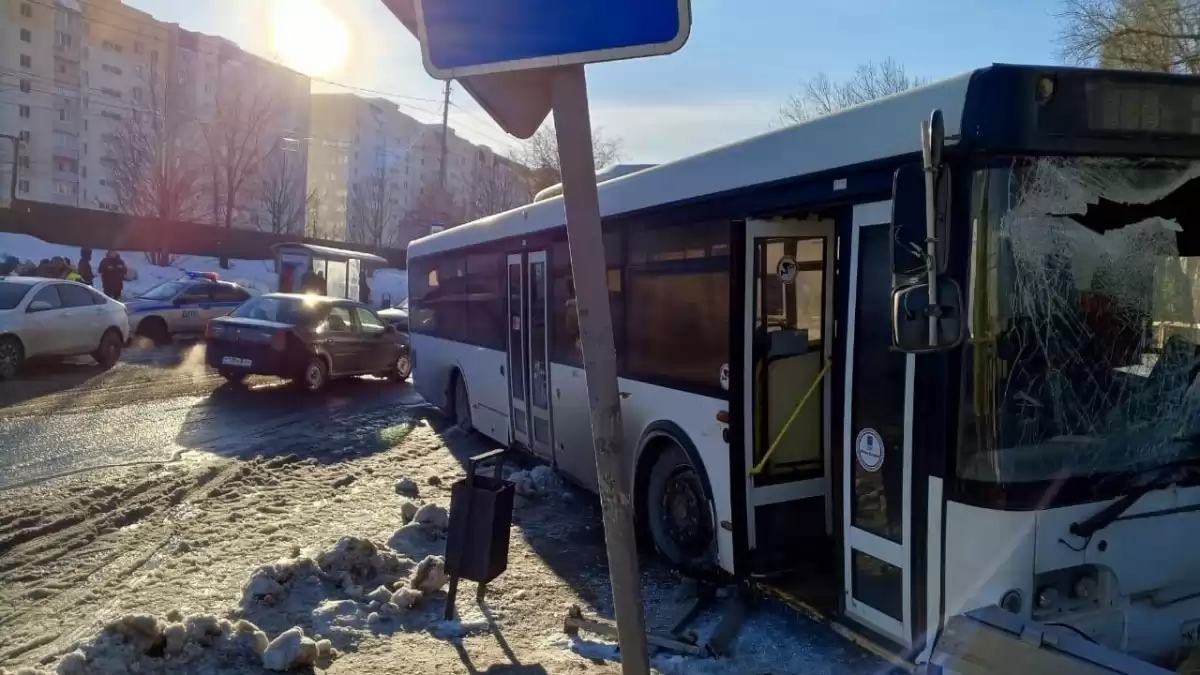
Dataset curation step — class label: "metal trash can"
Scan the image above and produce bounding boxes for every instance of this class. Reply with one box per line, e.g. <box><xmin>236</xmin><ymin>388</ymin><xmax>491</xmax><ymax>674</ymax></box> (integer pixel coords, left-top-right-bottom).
<box><xmin>446</xmin><ymin>473</ymin><xmax>514</xmax><ymax>583</ymax></box>
<box><xmin>443</xmin><ymin>449</ymin><xmax>514</xmax><ymax>619</ymax></box>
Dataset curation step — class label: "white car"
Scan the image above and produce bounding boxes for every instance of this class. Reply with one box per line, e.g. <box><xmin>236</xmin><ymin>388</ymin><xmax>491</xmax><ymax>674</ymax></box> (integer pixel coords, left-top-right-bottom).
<box><xmin>0</xmin><ymin>277</ymin><xmax>131</xmax><ymax>380</ymax></box>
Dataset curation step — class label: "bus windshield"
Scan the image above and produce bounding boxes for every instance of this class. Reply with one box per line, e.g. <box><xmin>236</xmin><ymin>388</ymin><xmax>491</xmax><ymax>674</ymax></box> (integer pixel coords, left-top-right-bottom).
<box><xmin>962</xmin><ymin>156</ymin><xmax>1200</xmax><ymax>484</ymax></box>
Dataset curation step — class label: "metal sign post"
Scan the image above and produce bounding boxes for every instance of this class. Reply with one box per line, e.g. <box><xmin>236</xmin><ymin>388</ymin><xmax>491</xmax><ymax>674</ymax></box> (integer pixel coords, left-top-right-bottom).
<box><xmin>551</xmin><ymin>63</ymin><xmax>649</xmax><ymax>673</ymax></box>
<box><xmin>382</xmin><ymin>3</ymin><xmax>692</xmax><ymax>672</ymax></box>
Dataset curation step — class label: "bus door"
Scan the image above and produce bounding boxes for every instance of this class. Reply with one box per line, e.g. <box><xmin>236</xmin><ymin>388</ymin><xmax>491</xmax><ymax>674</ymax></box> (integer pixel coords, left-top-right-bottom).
<box><xmin>840</xmin><ymin>201</ymin><xmax>917</xmax><ymax>648</ymax></box>
<box><xmin>506</xmin><ymin>251</ymin><xmax>554</xmax><ymax>462</ymax></box>
<box><xmin>743</xmin><ymin>217</ymin><xmax>835</xmax><ymax>570</ymax></box>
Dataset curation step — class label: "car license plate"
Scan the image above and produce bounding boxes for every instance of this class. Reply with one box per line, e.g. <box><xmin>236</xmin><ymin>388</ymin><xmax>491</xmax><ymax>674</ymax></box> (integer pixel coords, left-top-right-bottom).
<box><xmin>221</xmin><ymin>356</ymin><xmax>252</xmax><ymax>368</ymax></box>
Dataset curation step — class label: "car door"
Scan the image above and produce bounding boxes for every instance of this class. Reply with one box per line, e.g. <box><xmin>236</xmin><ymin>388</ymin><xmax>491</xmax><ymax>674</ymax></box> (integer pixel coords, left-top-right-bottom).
<box><xmin>174</xmin><ymin>283</ymin><xmax>214</xmax><ymax>334</ymax></box>
<box><xmin>355</xmin><ymin>306</ymin><xmax>394</xmax><ymax>373</ymax></box>
<box><xmin>323</xmin><ymin>304</ymin><xmax>359</xmax><ymax>374</ymax></box>
<box><xmin>56</xmin><ymin>282</ymin><xmax>107</xmax><ymax>353</ymax></box>
<box><xmin>22</xmin><ymin>284</ymin><xmax>69</xmax><ymax>355</ymax></box>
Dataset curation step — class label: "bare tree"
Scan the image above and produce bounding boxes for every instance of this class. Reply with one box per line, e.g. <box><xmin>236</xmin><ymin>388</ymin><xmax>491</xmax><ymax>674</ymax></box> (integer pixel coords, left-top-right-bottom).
<box><xmin>465</xmin><ymin>158</ymin><xmax>529</xmax><ymax>221</ymax></box>
<box><xmin>779</xmin><ymin>58</ymin><xmax>929</xmax><ymax>124</ymax></box>
<box><xmin>201</xmin><ymin>64</ymin><xmax>282</xmax><ymax>266</ymax></box>
<box><xmin>1058</xmin><ymin>0</ymin><xmax>1200</xmax><ymax>72</ymax></box>
<box><xmin>348</xmin><ymin>169</ymin><xmax>402</xmax><ymax>248</ymax></box>
<box><xmin>103</xmin><ymin>70</ymin><xmax>205</xmax><ymax>266</ymax></box>
<box><xmin>512</xmin><ymin>123</ymin><xmax>623</xmax><ymax>195</ymax></box>
<box><xmin>255</xmin><ymin>144</ymin><xmax>309</xmax><ymax>236</ymax></box>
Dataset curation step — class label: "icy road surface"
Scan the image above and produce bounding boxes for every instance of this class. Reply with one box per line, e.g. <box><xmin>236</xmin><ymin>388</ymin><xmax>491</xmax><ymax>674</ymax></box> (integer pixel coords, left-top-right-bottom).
<box><xmin>0</xmin><ymin>342</ymin><xmax>423</xmax><ymax>491</ymax></box>
<box><xmin>0</xmin><ymin>341</ymin><xmax>886</xmax><ymax>674</ymax></box>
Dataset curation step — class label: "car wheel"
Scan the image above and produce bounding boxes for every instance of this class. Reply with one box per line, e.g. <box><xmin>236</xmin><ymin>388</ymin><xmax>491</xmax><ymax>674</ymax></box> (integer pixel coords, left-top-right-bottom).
<box><xmin>390</xmin><ymin>352</ymin><xmax>412</xmax><ymax>382</ymax></box>
<box><xmin>300</xmin><ymin>357</ymin><xmax>329</xmax><ymax>393</ymax></box>
<box><xmin>93</xmin><ymin>330</ymin><xmax>123</xmax><ymax>369</ymax></box>
<box><xmin>0</xmin><ymin>337</ymin><xmax>23</xmax><ymax>381</ymax></box>
<box><xmin>139</xmin><ymin>318</ymin><xmax>170</xmax><ymax>346</ymax></box>
<box><xmin>646</xmin><ymin>443</ymin><xmax>717</xmax><ymax>575</ymax></box>
<box><xmin>452</xmin><ymin>374</ymin><xmax>473</xmax><ymax>432</ymax></box>
<box><xmin>219</xmin><ymin>370</ymin><xmax>247</xmax><ymax>385</ymax></box>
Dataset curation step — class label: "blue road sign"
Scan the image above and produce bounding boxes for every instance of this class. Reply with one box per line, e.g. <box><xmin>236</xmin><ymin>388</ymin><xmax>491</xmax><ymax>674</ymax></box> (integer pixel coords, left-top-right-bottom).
<box><xmin>415</xmin><ymin>0</ymin><xmax>691</xmax><ymax>79</ymax></box>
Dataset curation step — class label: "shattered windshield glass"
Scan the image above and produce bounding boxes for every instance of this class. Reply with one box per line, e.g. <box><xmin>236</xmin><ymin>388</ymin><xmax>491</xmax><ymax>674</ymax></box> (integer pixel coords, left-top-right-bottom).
<box><xmin>961</xmin><ymin>157</ymin><xmax>1200</xmax><ymax>483</ymax></box>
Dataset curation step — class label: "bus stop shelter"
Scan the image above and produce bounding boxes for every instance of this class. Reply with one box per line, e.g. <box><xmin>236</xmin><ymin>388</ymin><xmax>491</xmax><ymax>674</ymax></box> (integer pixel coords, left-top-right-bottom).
<box><xmin>271</xmin><ymin>243</ymin><xmax>390</xmax><ymax>301</ymax></box>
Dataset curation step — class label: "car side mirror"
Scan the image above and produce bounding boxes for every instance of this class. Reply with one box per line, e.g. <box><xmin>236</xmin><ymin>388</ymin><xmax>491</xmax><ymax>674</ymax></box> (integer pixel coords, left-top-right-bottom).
<box><xmin>384</xmin><ymin>323</ymin><xmax>397</xmax><ymax>334</ymax></box>
<box><xmin>27</xmin><ymin>300</ymin><xmax>52</xmax><ymax>313</ymax></box>
<box><xmin>892</xmin><ymin>279</ymin><xmax>965</xmax><ymax>353</ymax></box>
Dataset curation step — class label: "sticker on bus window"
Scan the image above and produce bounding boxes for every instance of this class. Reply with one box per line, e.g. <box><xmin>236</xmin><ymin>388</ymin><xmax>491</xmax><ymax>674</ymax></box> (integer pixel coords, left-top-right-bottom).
<box><xmin>777</xmin><ymin>255</ymin><xmax>798</xmax><ymax>284</ymax></box>
<box><xmin>855</xmin><ymin>428</ymin><xmax>885</xmax><ymax>472</ymax></box>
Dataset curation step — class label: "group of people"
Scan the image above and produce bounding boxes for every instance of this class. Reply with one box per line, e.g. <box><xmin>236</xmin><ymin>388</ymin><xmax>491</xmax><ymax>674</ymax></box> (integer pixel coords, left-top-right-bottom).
<box><xmin>0</xmin><ymin>247</ymin><xmax>128</xmax><ymax>299</ymax></box>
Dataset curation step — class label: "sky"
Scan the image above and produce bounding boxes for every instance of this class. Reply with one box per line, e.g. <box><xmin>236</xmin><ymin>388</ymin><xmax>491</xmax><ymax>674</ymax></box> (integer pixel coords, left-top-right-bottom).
<box><xmin>124</xmin><ymin>0</ymin><xmax>1064</xmax><ymax>165</ymax></box>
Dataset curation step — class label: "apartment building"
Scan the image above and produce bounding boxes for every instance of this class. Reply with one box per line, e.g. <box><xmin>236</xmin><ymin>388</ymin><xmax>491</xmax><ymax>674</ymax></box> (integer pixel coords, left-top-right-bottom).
<box><xmin>170</xmin><ymin>28</ymin><xmax>311</xmax><ymax>232</ymax></box>
<box><xmin>1</xmin><ymin>0</ymin><xmax>310</xmax><ymax>233</ymax></box>
<box><xmin>307</xmin><ymin>93</ymin><xmax>530</xmax><ymax>246</ymax></box>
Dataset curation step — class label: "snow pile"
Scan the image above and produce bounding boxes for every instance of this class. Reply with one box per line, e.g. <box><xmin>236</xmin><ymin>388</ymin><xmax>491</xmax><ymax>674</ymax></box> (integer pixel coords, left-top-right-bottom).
<box><xmin>412</xmin><ymin>503</ymin><xmax>449</xmax><ymax>530</ymax></box>
<box><xmin>394</xmin><ymin>477</ymin><xmax>419</xmax><ymax>496</ymax></box>
<box><xmin>509</xmin><ymin>465</ymin><xmax>562</xmax><ymax>499</ymax></box>
<box><xmin>410</xmin><ymin>555</ymin><xmax>448</xmax><ymax>594</ymax></box>
<box><xmin>399</xmin><ymin>499</ymin><xmax>419</xmax><ymax>523</ymax></box>
<box><xmin>49</xmin><ymin>612</ymin><xmax>273</xmax><ymax>675</ymax></box>
<box><xmin>260</xmin><ymin>626</ymin><xmax>331</xmax><ymax>672</ymax></box>
<box><xmin>315</xmin><ymin>536</ymin><xmax>412</xmax><ymax>600</ymax></box>
<box><xmin>241</xmin><ymin>537</ymin><xmax>411</xmax><ymax>609</ymax></box>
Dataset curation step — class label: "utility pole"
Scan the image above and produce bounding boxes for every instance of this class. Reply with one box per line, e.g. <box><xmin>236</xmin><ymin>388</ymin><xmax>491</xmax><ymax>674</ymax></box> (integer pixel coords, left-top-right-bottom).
<box><xmin>437</xmin><ymin>79</ymin><xmax>452</xmax><ymax>225</ymax></box>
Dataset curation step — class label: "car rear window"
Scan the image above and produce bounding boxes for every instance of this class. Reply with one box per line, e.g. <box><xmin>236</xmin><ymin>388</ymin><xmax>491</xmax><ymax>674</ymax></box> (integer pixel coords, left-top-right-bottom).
<box><xmin>0</xmin><ymin>282</ymin><xmax>32</xmax><ymax>310</ymax></box>
<box><xmin>232</xmin><ymin>296</ymin><xmax>317</xmax><ymax>326</ymax></box>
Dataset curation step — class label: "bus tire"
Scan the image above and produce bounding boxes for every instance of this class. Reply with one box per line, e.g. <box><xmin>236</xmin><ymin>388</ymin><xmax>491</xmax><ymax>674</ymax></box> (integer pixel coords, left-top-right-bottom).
<box><xmin>645</xmin><ymin>442</ymin><xmax>717</xmax><ymax>577</ymax></box>
<box><xmin>450</xmin><ymin>371</ymin><xmax>473</xmax><ymax>432</ymax></box>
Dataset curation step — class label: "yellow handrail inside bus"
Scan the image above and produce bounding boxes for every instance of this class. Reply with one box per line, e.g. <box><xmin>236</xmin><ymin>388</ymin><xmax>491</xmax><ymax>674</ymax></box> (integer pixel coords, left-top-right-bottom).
<box><xmin>747</xmin><ymin>359</ymin><xmax>833</xmax><ymax>477</ymax></box>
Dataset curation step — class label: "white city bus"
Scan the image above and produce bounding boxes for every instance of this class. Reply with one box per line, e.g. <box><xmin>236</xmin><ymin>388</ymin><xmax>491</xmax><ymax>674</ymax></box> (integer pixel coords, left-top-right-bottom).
<box><xmin>407</xmin><ymin>64</ymin><xmax>1200</xmax><ymax>671</ymax></box>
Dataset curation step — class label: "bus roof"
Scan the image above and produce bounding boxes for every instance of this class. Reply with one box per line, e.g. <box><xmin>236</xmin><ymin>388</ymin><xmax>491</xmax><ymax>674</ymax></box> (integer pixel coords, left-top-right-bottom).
<box><xmin>407</xmin><ymin>68</ymin><xmax>977</xmax><ymax>259</ymax></box>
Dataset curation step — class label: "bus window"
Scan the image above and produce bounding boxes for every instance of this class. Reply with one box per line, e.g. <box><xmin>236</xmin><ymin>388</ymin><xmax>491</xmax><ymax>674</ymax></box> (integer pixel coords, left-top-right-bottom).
<box><xmin>466</xmin><ymin>252</ymin><xmax>505</xmax><ymax>350</ymax></box>
<box><xmin>550</xmin><ymin>234</ymin><xmax>624</xmax><ymax>369</ymax></box>
<box><xmin>626</xmin><ymin>222</ymin><xmax>730</xmax><ymax>391</ymax></box>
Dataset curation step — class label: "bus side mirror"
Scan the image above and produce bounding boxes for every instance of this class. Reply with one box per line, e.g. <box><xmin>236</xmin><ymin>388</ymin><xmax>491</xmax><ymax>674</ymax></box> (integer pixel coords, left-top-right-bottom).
<box><xmin>891</xmin><ymin>163</ymin><xmax>950</xmax><ymax>278</ymax></box>
<box><xmin>892</xmin><ymin>279</ymin><xmax>965</xmax><ymax>353</ymax></box>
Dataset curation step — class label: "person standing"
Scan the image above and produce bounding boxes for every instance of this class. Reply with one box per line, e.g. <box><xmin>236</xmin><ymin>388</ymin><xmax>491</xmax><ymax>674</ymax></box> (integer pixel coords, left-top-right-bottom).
<box><xmin>78</xmin><ymin>248</ymin><xmax>94</xmax><ymax>287</ymax></box>
<box><xmin>359</xmin><ymin>269</ymin><xmax>371</xmax><ymax>304</ymax></box>
<box><xmin>99</xmin><ymin>251</ymin><xmax>127</xmax><ymax>299</ymax></box>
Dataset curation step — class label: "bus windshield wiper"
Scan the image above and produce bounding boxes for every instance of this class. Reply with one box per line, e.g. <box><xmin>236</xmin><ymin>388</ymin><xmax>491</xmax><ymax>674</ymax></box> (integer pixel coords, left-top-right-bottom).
<box><xmin>1068</xmin><ymin>455</ymin><xmax>1200</xmax><ymax>540</ymax></box>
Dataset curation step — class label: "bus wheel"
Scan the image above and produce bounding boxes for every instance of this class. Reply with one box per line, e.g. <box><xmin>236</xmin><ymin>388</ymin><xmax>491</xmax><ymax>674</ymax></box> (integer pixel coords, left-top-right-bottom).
<box><xmin>452</xmin><ymin>374</ymin><xmax>473</xmax><ymax>432</ymax></box>
<box><xmin>646</xmin><ymin>444</ymin><xmax>716</xmax><ymax>574</ymax></box>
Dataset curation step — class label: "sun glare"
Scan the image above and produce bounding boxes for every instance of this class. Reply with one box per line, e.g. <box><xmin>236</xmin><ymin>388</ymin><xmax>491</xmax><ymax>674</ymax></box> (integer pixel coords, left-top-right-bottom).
<box><xmin>270</xmin><ymin>0</ymin><xmax>349</xmax><ymax>77</ymax></box>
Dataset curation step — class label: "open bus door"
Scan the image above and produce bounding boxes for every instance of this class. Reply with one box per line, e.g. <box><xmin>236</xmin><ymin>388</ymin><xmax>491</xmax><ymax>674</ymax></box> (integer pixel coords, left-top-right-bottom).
<box><xmin>741</xmin><ymin>216</ymin><xmax>836</xmax><ymax>574</ymax></box>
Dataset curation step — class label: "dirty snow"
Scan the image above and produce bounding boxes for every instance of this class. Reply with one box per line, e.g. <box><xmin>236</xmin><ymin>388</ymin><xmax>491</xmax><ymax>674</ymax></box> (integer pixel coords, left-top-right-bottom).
<box><xmin>0</xmin><ymin>418</ymin><xmax>881</xmax><ymax>675</ymax></box>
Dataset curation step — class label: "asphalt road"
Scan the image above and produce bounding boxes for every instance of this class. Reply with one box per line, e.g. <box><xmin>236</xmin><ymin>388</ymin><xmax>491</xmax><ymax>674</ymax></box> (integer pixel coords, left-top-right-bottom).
<box><xmin>0</xmin><ymin>341</ymin><xmax>425</xmax><ymax>490</ymax></box>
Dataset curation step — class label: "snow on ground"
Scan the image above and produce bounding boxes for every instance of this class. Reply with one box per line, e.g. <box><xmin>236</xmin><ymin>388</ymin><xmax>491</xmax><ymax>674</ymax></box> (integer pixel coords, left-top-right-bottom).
<box><xmin>0</xmin><ymin>413</ymin><xmax>883</xmax><ymax>675</ymax></box>
<box><xmin>0</xmin><ymin>233</ymin><xmax>407</xmax><ymax>304</ymax></box>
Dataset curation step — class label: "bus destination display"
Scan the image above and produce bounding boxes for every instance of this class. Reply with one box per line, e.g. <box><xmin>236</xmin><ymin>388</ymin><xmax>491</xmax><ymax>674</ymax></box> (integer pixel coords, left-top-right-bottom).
<box><xmin>1084</xmin><ymin>78</ymin><xmax>1200</xmax><ymax>135</ymax></box>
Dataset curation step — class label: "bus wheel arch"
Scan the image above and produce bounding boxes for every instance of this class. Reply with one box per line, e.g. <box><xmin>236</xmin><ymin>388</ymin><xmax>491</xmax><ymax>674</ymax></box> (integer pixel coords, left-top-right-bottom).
<box><xmin>635</xmin><ymin>422</ymin><xmax>719</xmax><ymax>578</ymax></box>
<box><xmin>447</xmin><ymin>367</ymin><xmax>472</xmax><ymax>431</ymax></box>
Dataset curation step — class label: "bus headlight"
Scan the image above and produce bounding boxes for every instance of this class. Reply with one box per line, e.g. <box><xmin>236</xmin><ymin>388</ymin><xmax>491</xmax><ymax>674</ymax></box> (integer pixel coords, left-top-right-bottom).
<box><xmin>1036</xmin><ymin>586</ymin><xmax>1060</xmax><ymax>610</ymax></box>
<box><xmin>1073</xmin><ymin>573</ymin><xmax>1098</xmax><ymax>600</ymax></box>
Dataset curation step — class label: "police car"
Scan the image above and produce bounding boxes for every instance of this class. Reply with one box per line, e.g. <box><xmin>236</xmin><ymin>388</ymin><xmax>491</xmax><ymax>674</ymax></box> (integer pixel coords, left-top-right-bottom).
<box><xmin>125</xmin><ymin>272</ymin><xmax>253</xmax><ymax>345</ymax></box>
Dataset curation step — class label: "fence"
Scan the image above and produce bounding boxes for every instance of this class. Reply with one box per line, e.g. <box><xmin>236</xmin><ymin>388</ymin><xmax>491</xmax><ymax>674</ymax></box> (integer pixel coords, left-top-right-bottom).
<box><xmin>0</xmin><ymin>201</ymin><xmax>408</xmax><ymax>268</ymax></box>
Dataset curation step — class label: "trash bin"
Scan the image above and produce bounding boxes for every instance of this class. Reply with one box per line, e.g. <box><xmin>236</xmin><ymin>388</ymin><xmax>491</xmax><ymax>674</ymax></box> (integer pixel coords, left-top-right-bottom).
<box><xmin>445</xmin><ymin>473</ymin><xmax>514</xmax><ymax>584</ymax></box>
